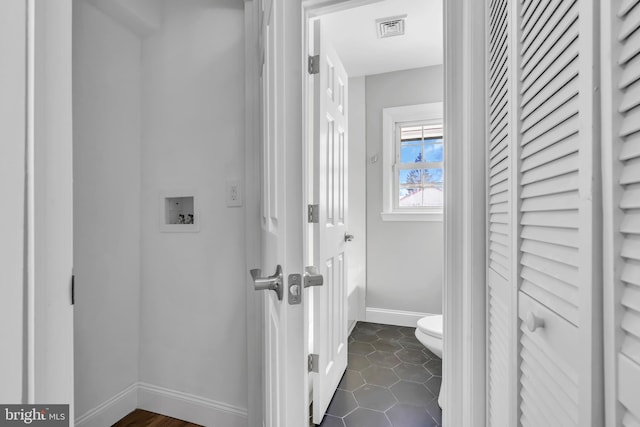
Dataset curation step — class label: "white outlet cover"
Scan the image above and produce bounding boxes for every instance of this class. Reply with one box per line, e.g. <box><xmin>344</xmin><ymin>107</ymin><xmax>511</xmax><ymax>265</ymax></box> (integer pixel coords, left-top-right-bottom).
<box><xmin>226</xmin><ymin>179</ymin><xmax>243</xmax><ymax>207</ymax></box>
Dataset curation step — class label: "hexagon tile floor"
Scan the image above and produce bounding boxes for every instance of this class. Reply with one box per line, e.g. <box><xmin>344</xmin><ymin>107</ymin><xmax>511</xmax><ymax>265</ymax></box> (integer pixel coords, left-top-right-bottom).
<box><xmin>316</xmin><ymin>321</ymin><xmax>442</xmax><ymax>427</ymax></box>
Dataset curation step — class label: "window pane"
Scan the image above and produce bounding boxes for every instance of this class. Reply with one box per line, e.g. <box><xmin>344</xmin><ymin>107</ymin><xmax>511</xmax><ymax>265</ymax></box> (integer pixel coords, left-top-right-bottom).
<box><xmin>423</xmin><ymin>168</ymin><xmax>443</xmax><ymax>185</ymax></box>
<box><xmin>423</xmin><ymin>140</ymin><xmax>443</xmax><ymax>162</ymax></box>
<box><xmin>400</xmin><ymin>144</ymin><xmax>422</xmax><ymax>163</ymax></box>
<box><xmin>399</xmin><ymin>187</ymin><xmax>424</xmax><ymax>207</ymax></box>
<box><xmin>399</xmin><ymin>168</ymin><xmax>422</xmax><ymax>185</ymax></box>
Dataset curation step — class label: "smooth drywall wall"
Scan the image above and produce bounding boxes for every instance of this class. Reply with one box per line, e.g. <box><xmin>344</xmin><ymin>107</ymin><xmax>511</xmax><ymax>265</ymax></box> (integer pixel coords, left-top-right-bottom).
<box><xmin>366</xmin><ymin>65</ymin><xmax>444</xmax><ymax>315</ymax></box>
<box><xmin>0</xmin><ymin>0</ymin><xmax>26</xmax><ymax>403</ymax></box>
<box><xmin>73</xmin><ymin>1</ymin><xmax>142</xmax><ymax>418</ymax></box>
<box><xmin>139</xmin><ymin>0</ymin><xmax>248</xmax><ymax>417</ymax></box>
<box><xmin>347</xmin><ymin>76</ymin><xmax>367</xmax><ymax>325</ymax></box>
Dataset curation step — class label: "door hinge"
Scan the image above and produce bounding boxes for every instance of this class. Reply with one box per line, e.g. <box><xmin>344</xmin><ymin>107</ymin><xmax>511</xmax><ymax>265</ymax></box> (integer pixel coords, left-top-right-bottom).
<box><xmin>307</xmin><ymin>204</ymin><xmax>319</xmax><ymax>223</ymax></box>
<box><xmin>71</xmin><ymin>274</ymin><xmax>75</xmax><ymax>305</ymax></box>
<box><xmin>308</xmin><ymin>353</ymin><xmax>319</xmax><ymax>373</ymax></box>
<box><xmin>308</xmin><ymin>55</ymin><xmax>320</xmax><ymax>75</ymax></box>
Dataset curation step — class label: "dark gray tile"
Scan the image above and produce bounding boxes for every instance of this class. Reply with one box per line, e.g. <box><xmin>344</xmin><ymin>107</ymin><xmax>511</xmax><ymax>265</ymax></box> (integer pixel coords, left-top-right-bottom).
<box><xmin>424</xmin><ymin>375</ymin><xmax>442</xmax><ymax>394</ymax></box>
<box><xmin>348</xmin><ymin>353</ymin><xmax>371</xmax><ymax>372</ymax></box>
<box><xmin>422</xmin><ymin>347</ymin><xmax>438</xmax><ymax>359</ymax></box>
<box><xmin>326</xmin><ymin>389</ymin><xmax>358</xmax><ymax>417</ymax></box>
<box><xmin>386</xmin><ymin>403</ymin><xmax>436</xmax><ymax>427</ymax></box>
<box><xmin>371</xmin><ymin>339</ymin><xmax>403</xmax><ymax>352</ymax></box>
<box><xmin>338</xmin><ymin>370</ymin><xmax>365</xmax><ymax>392</ymax></box>
<box><xmin>333</xmin><ymin>323</ymin><xmax>443</xmax><ymax>427</ymax></box>
<box><xmin>395</xmin><ymin>348</ymin><xmax>428</xmax><ymax>365</ymax></box>
<box><xmin>355</xmin><ymin>322</ymin><xmax>383</xmax><ymax>335</ymax></box>
<box><xmin>423</xmin><ymin>359</ymin><xmax>442</xmax><ymax>376</ymax></box>
<box><xmin>361</xmin><ymin>365</ymin><xmax>399</xmax><ymax>387</ymax></box>
<box><xmin>397</xmin><ymin>326</ymin><xmax>417</xmax><ymax>337</ymax></box>
<box><xmin>425</xmin><ymin>397</ymin><xmax>442</xmax><ymax>422</ymax></box>
<box><xmin>367</xmin><ymin>351</ymin><xmax>401</xmax><ymax>368</ymax></box>
<box><xmin>319</xmin><ymin>414</ymin><xmax>346</xmax><ymax>427</ymax></box>
<box><xmin>353</xmin><ymin>385</ymin><xmax>397</xmax><ymax>411</ymax></box>
<box><xmin>398</xmin><ymin>336</ymin><xmax>425</xmax><ymax>350</ymax></box>
<box><xmin>390</xmin><ymin>381</ymin><xmax>434</xmax><ymax>407</ymax></box>
<box><xmin>343</xmin><ymin>408</ymin><xmax>391</xmax><ymax>427</ymax></box>
<box><xmin>376</xmin><ymin>328</ymin><xmax>404</xmax><ymax>341</ymax></box>
<box><xmin>349</xmin><ymin>341</ymin><xmax>375</xmax><ymax>355</ymax></box>
<box><xmin>393</xmin><ymin>363</ymin><xmax>432</xmax><ymax>383</ymax></box>
<box><xmin>351</xmin><ymin>330</ymin><xmax>379</xmax><ymax>342</ymax></box>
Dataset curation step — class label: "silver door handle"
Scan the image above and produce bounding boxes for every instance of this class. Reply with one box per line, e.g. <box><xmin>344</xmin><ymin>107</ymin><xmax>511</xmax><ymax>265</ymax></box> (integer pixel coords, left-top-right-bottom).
<box><xmin>250</xmin><ymin>265</ymin><xmax>283</xmax><ymax>300</ymax></box>
<box><xmin>344</xmin><ymin>233</ymin><xmax>354</xmax><ymax>242</ymax></box>
<box><xmin>303</xmin><ymin>266</ymin><xmax>323</xmax><ymax>288</ymax></box>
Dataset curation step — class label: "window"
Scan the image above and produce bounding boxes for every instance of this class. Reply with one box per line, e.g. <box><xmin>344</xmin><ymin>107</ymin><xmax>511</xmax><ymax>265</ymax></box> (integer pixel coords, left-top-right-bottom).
<box><xmin>381</xmin><ymin>103</ymin><xmax>443</xmax><ymax>221</ymax></box>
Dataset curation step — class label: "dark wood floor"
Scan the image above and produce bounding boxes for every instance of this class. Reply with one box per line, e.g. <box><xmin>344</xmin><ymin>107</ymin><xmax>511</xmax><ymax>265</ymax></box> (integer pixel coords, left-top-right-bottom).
<box><xmin>112</xmin><ymin>410</ymin><xmax>202</xmax><ymax>427</ymax></box>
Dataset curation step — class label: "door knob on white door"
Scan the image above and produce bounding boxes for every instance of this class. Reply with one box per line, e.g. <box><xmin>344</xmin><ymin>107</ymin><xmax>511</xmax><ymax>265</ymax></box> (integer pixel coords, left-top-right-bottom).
<box><xmin>344</xmin><ymin>233</ymin><xmax>354</xmax><ymax>242</ymax></box>
<box><xmin>250</xmin><ymin>265</ymin><xmax>283</xmax><ymax>301</ymax></box>
<box><xmin>525</xmin><ymin>312</ymin><xmax>545</xmax><ymax>332</ymax></box>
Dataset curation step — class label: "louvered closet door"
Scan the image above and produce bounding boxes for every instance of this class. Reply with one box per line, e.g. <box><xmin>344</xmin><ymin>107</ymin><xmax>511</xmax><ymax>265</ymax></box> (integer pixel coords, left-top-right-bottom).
<box><xmin>603</xmin><ymin>0</ymin><xmax>640</xmax><ymax>425</ymax></box>
<box><xmin>487</xmin><ymin>0</ymin><xmax>515</xmax><ymax>426</ymax></box>
<box><xmin>516</xmin><ymin>0</ymin><xmax>602</xmax><ymax>426</ymax></box>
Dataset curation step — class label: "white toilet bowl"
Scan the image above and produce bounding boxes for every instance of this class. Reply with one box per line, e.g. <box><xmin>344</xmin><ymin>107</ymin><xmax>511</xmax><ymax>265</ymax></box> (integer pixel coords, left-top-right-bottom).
<box><xmin>415</xmin><ymin>314</ymin><xmax>444</xmax><ymax>408</ymax></box>
<box><xmin>415</xmin><ymin>314</ymin><xmax>443</xmax><ymax>358</ymax></box>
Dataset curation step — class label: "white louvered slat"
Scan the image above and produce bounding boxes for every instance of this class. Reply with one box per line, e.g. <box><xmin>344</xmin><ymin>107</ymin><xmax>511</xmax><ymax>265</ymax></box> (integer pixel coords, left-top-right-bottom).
<box><xmin>614</xmin><ymin>0</ymin><xmax>640</xmax><ymax>423</ymax></box>
<box><xmin>488</xmin><ymin>273</ymin><xmax>511</xmax><ymax>427</ymax></box>
<box><xmin>516</xmin><ymin>0</ymin><xmax>601</xmax><ymax>425</ymax></box>
<box><xmin>519</xmin><ymin>292</ymin><xmax>580</xmax><ymax>427</ymax></box>
<box><xmin>489</xmin><ymin>0</ymin><xmax>511</xmax><ymax>281</ymax></box>
<box><xmin>487</xmin><ymin>1</ymin><xmax>513</xmax><ymax>426</ymax></box>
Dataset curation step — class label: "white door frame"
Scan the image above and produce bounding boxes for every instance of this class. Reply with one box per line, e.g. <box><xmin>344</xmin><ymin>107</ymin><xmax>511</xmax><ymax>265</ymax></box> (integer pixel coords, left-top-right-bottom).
<box><xmin>243</xmin><ymin>0</ymin><xmax>487</xmax><ymax>425</ymax></box>
<box><xmin>443</xmin><ymin>0</ymin><xmax>487</xmax><ymax>425</ymax></box>
<box><xmin>22</xmin><ymin>0</ymin><xmax>75</xmax><ymax>416</ymax></box>
<box><xmin>245</xmin><ymin>0</ymin><xmax>486</xmax><ymax>426</ymax></box>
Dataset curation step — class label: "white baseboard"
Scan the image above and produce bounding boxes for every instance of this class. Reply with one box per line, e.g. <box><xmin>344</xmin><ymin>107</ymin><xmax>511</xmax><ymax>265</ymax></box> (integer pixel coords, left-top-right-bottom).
<box><xmin>138</xmin><ymin>382</ymin><xmax>248</xmax><ymax>427</ymax></box>
<box><xmin>365</xmin><ymin>307</ymin><xmax>433</xmax><ymax>327</ymax></box>
<box><xmin>75</xmin><ymin>382</ymin><xmax>248</xmax><ymax>427</ymax></box>
<box><xmin>75</xmin><ymin>383</ymin><xmax>138</xmax><ymax>427</ymax></box>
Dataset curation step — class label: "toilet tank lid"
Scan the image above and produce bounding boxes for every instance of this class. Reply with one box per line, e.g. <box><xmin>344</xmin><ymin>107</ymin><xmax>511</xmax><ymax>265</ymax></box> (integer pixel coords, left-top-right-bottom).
<box><xmin>417</xmin><ymin>315</ymin><xmax>443</xmax><ymax>338</ymax></box>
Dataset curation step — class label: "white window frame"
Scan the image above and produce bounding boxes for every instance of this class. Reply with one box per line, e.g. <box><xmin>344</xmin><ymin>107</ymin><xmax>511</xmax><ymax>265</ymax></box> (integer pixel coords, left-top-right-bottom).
<box><xmin>381</xmin><ymin>102</ymin><xmax>444</xmax><ymax>222</ymax></box>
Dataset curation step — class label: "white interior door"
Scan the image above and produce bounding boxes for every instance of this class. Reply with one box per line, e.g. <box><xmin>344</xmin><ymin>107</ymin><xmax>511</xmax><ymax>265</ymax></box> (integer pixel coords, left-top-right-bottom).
<box><xmin>310</xmin><ymin>19</ymin><xmax>350</xmax><ymax>425</ymax></box>
<box><xmin>255</xmin><ymin>0</ymin><xmax>307</xmax><ymax>425</ymax></box>
<box><xmin>30</xmin><ymin>0</ymin><xmax>75</xmax><ymax>416</ymax></box>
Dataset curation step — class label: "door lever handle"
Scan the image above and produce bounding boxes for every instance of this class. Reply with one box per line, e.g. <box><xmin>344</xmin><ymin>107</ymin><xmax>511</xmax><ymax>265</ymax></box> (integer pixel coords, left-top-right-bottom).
<box><xmin>303</xmin><ymin>266</ymin><xmax>323</xmax><ymax>288</ymax></box>
<box><xmin>250</xmin><ymin>265</ymin><xmax>283</xmax><ymax>300</ymax></box>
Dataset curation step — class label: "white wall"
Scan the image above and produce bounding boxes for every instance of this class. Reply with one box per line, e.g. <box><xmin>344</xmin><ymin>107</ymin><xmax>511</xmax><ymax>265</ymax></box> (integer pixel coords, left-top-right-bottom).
<box><xmin>73</xmin><ymin>1</ymin><xmax>142</xmax><ymax>419</ymax></box>
<box><xmin>0</xmin><ymin>0</ymin><xmax>26</xmax><ymax>404</ymax></box>
<box><xmin>365</xmin><ymin>65</ymin><xmax>444</xmax><ymax>316</ymax></box>
<box><xmin>347</xmin><ymin>76</ymin><xmax>367</xmax><ymax>326</ymax></box>
<box><xmin>139</xmin><ymin>0</ymin><xmax>248</xmax><ymax>421</ymax></box>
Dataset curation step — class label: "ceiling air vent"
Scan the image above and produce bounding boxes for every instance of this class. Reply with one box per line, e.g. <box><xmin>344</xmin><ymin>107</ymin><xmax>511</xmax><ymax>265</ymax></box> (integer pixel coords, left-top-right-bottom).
<box><xmin>376</xmin><ymin>15</ymin><xmax>407</xmax><ymax>39</ymax></box>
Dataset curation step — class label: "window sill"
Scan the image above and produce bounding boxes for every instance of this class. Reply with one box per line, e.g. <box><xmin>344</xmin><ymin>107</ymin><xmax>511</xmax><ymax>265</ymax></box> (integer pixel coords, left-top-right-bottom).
<box><xmin>380</xmin><ymin>211</ymin><xmax>443</xmax><ymax>222</ymax></box>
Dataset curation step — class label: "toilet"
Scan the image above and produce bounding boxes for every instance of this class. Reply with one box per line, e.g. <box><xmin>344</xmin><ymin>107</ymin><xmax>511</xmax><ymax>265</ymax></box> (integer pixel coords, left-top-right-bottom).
<box><xmin>415</xmin><ymin>314</ymin><xmax>444</xmax><ymax>408</ymax></box>
<box><xmin>415</xmin><ymin>314</ymin><xmax>443</xmax><ymax>358</ymax></box>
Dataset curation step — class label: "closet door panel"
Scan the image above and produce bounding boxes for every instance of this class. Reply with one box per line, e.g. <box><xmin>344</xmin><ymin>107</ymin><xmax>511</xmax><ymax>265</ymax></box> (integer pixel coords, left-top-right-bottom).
<box><xmin>603</xmin><ymin>0</ymin><xmax>640</xmax><ymax>424</ymax></box>
<box><xmin>487</xmin><ymin>0</ymin><xmax>515</xmax><ymax>426</ymax></box>
<box><xmin>516</xmin><ymin>0</ymin><xmax>601</xmax><ymax>426</ymax></box>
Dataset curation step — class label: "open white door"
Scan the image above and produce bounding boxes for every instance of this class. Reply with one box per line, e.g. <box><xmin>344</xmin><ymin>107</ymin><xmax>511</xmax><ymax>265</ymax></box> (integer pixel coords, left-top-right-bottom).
<box><xmin>251</xmin><ymin>0</ymin><xmax>307</xmax><ymax>426</ymax></box>
<box><xmin>29</xmin><ymin>0</ymin><xmax>75</xmax><ymax>415</ymax></box>
<box><xmin>310</xmin><ymin>19</ymin><xmax>350</xmax><ymax>425</ymax></box>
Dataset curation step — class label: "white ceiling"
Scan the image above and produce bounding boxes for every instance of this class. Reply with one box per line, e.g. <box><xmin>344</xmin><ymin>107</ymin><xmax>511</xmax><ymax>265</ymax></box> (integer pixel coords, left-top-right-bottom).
<box><xmin>320</xmin><ymin>0</ymin><xmax>443</xmax><ymax>77</ymax></box>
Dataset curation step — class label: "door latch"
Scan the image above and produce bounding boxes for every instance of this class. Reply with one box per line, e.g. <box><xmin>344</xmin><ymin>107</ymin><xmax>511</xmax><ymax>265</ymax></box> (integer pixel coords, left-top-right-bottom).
<box><xmin>287</xmin><ymin>266</ymin><xmax>324</xmax><ymax>305</ymax></box>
